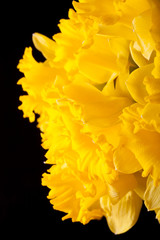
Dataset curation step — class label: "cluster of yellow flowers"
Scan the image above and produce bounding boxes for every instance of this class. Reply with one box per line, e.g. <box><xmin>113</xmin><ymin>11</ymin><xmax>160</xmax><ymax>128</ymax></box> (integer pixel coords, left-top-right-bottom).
<box><xmin>18</xmin><ymin>0</ymin><xmax>160</xmax><ymax>234</ymax></box>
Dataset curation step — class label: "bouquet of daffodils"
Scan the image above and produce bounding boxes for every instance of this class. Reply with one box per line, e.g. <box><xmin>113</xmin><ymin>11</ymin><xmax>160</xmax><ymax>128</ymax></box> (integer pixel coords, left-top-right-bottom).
<box><xmin>18</xmin><ymin>0</ymin><xmax>160</xmax><ymax>234</ymax></box>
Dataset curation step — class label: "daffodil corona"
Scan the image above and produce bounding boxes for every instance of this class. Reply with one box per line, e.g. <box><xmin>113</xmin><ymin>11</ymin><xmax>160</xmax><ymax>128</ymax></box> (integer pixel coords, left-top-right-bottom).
<box><xmin>18</xmin><ymin>0</ymin><xmax>160</xmax><ymax>234</ymax></box>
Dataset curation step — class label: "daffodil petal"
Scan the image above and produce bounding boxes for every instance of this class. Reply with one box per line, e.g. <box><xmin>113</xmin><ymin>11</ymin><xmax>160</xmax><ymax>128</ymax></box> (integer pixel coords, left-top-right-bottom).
<box><xmin>106</xmin><ymin>191</ymin><xmax>142</xmax><ymax>234</ymax></box>
<box><xmin>98</xmin><ymin>22</ymin><xmax>135</xmax><ymax>40</ymax></box>
<box><xmin>102</xmin><ymin>72</ymin><xmax>132</xmax><ymax>99</ymax></box>
<box><xmin>144</xmin><ymin>176</ymin><xmax>160</xmax><ymax>210</ymax></box>
<box><xmin>142</xmin><ymin>103</ymin><xmax>160</xmax><ymax>132</ymax></box>
<box><xmin>152</xmin><ymin>52</ymin><xmax>160</xmax><ymax>79</ymax></box>
<box><xmin>132</xmin><ymin>10</ymin><xmax>154</xmax><ymax>60</ymax></box>
<box><xmin>143</xmin><ymin>75</ymin><xmax>160</xmax><ymax>96</ymax></box>
<box><xmin>134</xmin><ymin>172</ymin><xmax>147</xmax><ymax>199</ymax></box>
<box><xmin>128</xmin><ymin>130</ymin><xmax>160</xmax><ymax>185</ymax></box>
<box><xmin>155</xmin><ymin>209</ymin><xmax>160</xmax><ymax>223</ymax></box>
<box><xmin>78</xmin><ymin>34</ymin><xmax>118</xmax><ymax>83</ymax></box>
<box><xmin>113</xmin><ymin>146</ymin><xmax>142</xmax><ymax>174</ymax></box>
<box><xmin>32</xmin><ymin>32</ymin><xmax>56</xmax><ymax>60</ymax></box>
<box><xmin>129</xmin><ymin>41</ymin><xmax>149</xmax><ymax>67</ymax></box>
<box><xmin>17</xmin><ymin>47</ymin><xmax>56</xmax><ymax>94</ymax></box>
<box><xmin>108</xmin><ymin>174</ymin><xmax>137</xmax><ymax>203</ymax></box>
<box><xmin>64</xmin><ymin>80</ymin><xmax>132</xmax><ymax>127</ymax></box>
<box><xmin>126</xmin><ymin>63</ymin><xmax>154</xmax><ymax>104</ymax></box>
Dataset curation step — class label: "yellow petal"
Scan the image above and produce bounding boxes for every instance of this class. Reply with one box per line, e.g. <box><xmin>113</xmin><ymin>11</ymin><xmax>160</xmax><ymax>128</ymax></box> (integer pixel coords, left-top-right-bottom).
<box><xmin>106</xmin><ymin>191</ymin><xmax>142</xmax><ymax>234</ymax></box>
<box><xmin>113</xmin><ymin>146</ymin><xmax>142</xmax><ymax>174</ymax></box>
<box><xmin>116</xmin><ymin>0</ymin><xmax>150</xmax><ymax>25</ymax></box>
<box><xmin>134</xmin><ymin>171</ymin><xmax>147</xmax><ymax>199</ymax></box>
<box><xmin>143</xmin><ymin>75</ymin><xmax>160</xmax><ymax>96</ymax></box>
<box><xmin>128</xmin><ymin>129</ymin><xmax>160</xmax><ymax>185</ymax></box>
<box><xmin>142</xmin><ymin>103</ymin><xmax>160</xmax><ymax>132</ymax></box>
<box><xmin>150</xmin><ymin>1</ymin><xmax>160</xmax><ymax>44</ymax></box>
<box><xmin>129</xmin><ymin>41</ymin><xmax>150</xmax><ymax>67</ymax></box>
<box><xmin>63</xmin><ymin>79</ymin><xmax>106</xmax><ymax>104</ymax></box>
<box><xmin>108</xmin><ymin>174</ymin><xmax>137</xmax><ymax>203</ymax></box>
<box><xmin>64</xmin><ymin>80</ymin><xmax>132</xmax><ymax>127</ymax></box>
<box><xmin>155</xmin><ymin>209</ymin><xmax>160</xmax><ymax>223</ymax></box>
<box><xmin>17</xmin><ymin>47</ymin><xmax>56</xmax><ymax>94</ymax></box>
<box><xmin>102</xmin><ymin>72</ymin><xmax>132</xmax><ymax>99</ymax></box>
<box><xmin>126</xmin><ymin>63</ymin><xmax>154</xmax><ymax>104</ymax></box>
<box><xmin>152</xmin><ymin>52</ymin><xmax>160</xmax><ymax>79</ymax></box>
<box><xmin>108</xmin><ymin>37</ymin><xmax>129</xmax><ymax>63</ymax></box>
<box><xmin>132</xmin><ymin>10</ymin><xmax>154</xmax><ymax>60</ymax></box>
<box><xmin>98</xmin><ymin>22</ymin><xmax>135</xmax><ymax>40</ymax></box>
<box><xmin>18</xmin><ymin>95</ymin><xmax>36</xmax><ymax>122</ymax></box>
<box><xmin>144</xmin><ymin>175</ymin><xmax>160</xmax><ymax>210</ymax></box>
<box><xmin>32</xmin><ymin>32</ymin><xmax>56</xmax><ymax>60</ymax></box>
<box><xmin>73</xmin><ymin>0</ymin><xmax>119</xmax><ymax>24</ymax></box>
<box><xmin>77</xmin><ymin>35</ymin><xmax>118</xmax><ymax>84</ymax></box>
<box><xmin>121</xmin><ymin>103</ymin><xmax>160</xmax><ymax>184</ymax></box>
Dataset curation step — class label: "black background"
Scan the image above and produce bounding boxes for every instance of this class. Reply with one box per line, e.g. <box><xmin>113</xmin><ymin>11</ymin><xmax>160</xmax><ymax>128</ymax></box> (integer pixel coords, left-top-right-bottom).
<box><xmin>1</xmin><ymin>0</ymin><xmax>160</xmax><ymax>238</ymax></box>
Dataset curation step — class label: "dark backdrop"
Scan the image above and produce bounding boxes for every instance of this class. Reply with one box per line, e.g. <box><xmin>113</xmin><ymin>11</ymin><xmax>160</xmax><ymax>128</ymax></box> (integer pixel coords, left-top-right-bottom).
<box><xmin>1</xmin><ymin>1</ymin><xmax>160</xmax><ymax>238</ymax></box>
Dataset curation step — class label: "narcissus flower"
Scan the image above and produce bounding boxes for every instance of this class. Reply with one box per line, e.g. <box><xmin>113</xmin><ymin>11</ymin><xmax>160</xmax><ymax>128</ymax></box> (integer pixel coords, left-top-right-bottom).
<box><xmin>18</xmin><ymin>0</ymin><xmax>160</xmax><ymax>234</ymax></box>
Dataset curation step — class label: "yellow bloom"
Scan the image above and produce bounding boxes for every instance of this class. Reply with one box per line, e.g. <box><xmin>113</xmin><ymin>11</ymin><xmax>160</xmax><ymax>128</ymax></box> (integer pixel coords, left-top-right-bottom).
<box><xmin>18</xmin><ymin>0</ymin><xmax>160</xmax><ymax>234</ymax></box>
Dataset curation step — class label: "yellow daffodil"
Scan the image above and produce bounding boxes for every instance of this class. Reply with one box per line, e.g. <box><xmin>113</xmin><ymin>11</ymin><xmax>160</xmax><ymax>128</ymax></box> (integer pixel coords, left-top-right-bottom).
<box><xmin>18</xmin><ymin>0</ymin><xmax>160</xmax><ymax>234</ymax></box>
